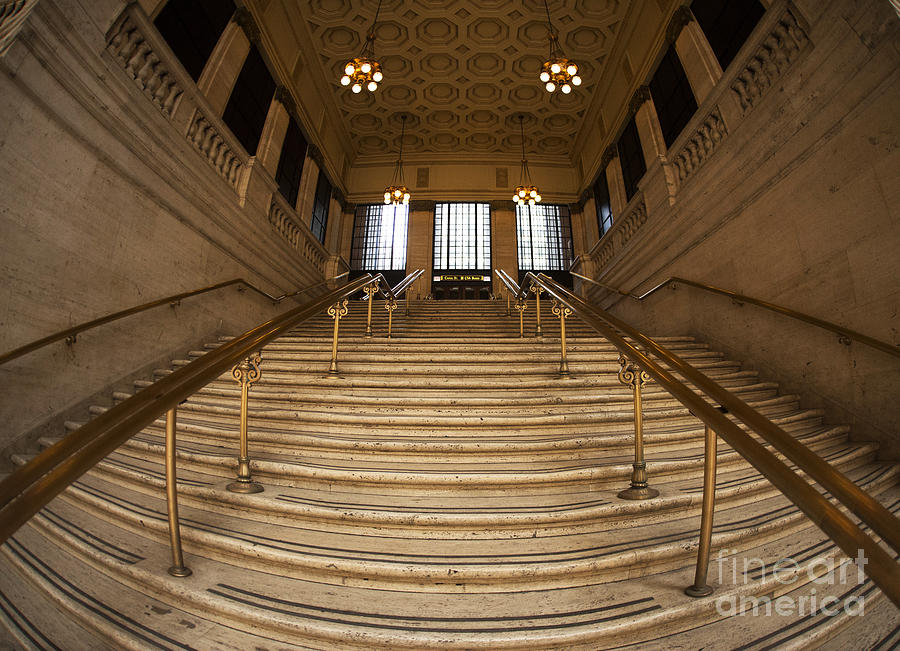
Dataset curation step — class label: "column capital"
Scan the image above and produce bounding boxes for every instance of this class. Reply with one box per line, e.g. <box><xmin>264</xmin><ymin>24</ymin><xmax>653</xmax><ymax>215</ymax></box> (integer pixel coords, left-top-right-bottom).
<box><xmin>307</xmin><ymin>143</ymin><xmax>324</xmax><ymax>168</ymax></box>
<box><xmin>628</xmin><ymin>85</ymin><xmax>652</xmax><ymax>117</ymax></box>
<box><xmin>666</xmin><ymin>6</ymin><xmax>695</xmax><ymax>44</ymax></box>
<box><xmin>274</xmin><ymin>86</ymin><xmax>297</xmax><ymax>116</ymax></box>
<box><xmin>601</xmin><ymin>144</ymin><xmax>619</xmax><ymax>171</ymax></box>
<box><xmin>232</xmin><ymin>8</ymin><xmax>261</xmax><ymax>45</ymax></box>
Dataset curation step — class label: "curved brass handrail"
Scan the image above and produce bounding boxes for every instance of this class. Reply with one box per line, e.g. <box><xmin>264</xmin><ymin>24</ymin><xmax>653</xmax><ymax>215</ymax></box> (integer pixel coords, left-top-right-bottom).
<box><xmin>0</xmin><ymin>272</ymin><xmax>350</xmax><ymax>367</ymax></box>
<box><xmin>0</xmin><ymin>274</ymin><xmax>375</xmax><ymax>544</ymax></box>
<box><xmin>522</xmin><ymin>270</ymin><xmax>900</xmax><ymax>606</ymax></box>
<box><xmin>367</xmin><ymin>269</ymin><xmax>425</xmax><ymax>302</ymax></box>
<box><xmin>571</xmin><ymin>271</ymin><xmax>899</xmax><ymax>359</ymax></box>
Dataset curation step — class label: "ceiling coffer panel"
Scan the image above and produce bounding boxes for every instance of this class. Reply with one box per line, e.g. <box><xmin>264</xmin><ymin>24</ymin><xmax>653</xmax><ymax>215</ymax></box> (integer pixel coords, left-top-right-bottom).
<box><xmin>300</xmin><ymin>0</ymin><xmax>627</xmax><ymax>159</ymax></box>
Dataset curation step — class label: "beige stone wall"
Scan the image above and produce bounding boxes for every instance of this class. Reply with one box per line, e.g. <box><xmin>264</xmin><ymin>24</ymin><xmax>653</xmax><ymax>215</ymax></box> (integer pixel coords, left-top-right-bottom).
<box><xmin>583</xmin><ymin>0</ymin><xmax>900</xmax><ymax>457</ymax></box>
<box><xmin>0</xmin><ymin>1</ymin><xmax>328</xmax><ymax>455</ymax></box>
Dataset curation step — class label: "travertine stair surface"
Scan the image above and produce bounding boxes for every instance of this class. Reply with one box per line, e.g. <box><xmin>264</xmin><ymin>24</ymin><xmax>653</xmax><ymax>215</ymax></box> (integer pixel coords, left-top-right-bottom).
<box><xmin>1</xmin><ymin>299</ymin><xmax>897</xmax><ymax>649</ymax></box>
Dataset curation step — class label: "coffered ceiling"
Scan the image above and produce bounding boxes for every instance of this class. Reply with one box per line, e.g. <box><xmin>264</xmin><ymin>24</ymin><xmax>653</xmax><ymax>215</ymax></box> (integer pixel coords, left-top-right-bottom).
<box><xmin>252</xmin><ymin>0</ymin><xmax>671</xmax><ymax>173</ymax></box>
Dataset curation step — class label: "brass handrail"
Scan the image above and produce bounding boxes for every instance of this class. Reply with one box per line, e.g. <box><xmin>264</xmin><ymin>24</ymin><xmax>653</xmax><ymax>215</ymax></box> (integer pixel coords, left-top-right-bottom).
<box><xmin>0</xmin><ymin>274</ymin><xmax>375</xmax><ymax>544</ymax></box>
<box><xmin>571</xmin><ymin>271</ymin><xmax>899</xmax><ymax>359</ymax></box>
<box><xmin>520</xmin><ymin>271</ymin><xmax>900</xmax><ymax>606</ymax></box>
<box><xmin>0</xmin><ymin>272</ymin><xmax>350</xmax><ymax>367</ymax></box>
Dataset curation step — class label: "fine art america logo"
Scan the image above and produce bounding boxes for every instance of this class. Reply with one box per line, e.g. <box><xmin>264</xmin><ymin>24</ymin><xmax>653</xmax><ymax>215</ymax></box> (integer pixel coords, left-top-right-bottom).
<box><xmin>714</xmin><ymin>549</ymin><xmax>868</xmax><ymax>617</ymax></box>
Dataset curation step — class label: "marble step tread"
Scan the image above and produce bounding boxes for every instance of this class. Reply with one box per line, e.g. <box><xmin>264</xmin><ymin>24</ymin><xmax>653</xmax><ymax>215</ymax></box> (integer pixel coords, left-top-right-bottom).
<box><xmin>215</xmin><ymin>341</ymin><xmax>708</xmax><ymax>354</ymax></box>
<box><xmin>0</xmin><ymin>529</ymin><xmax>306</xmax><ymax>651</ymax></box>
<box><xmin>9</xmin><ymin>488</ymin><xmax>898</xmax><ymax>649</ymax></box>
<box><xmin>46</xmin><ymin>461</ymin><xmax>899</xmax><ymax>591</ymax></box>
<box><xmin>42</xmin><ymin>432</ymin><xmax>883</xmax><ymax>534</ymax></box>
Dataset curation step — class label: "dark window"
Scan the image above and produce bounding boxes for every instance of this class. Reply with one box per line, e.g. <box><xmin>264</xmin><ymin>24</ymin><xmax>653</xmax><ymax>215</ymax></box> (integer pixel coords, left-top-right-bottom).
<box><xmin>433</xmin><ymin>203</ymin><xmax>491</xmax><ymax>271</ymax></box>
<box><xmin>275</xmin><ymin>117</ymin><xmax>307</xmax><ymax>207</ymax></box>
<box><xmin>154</xmin><ymin>0</ymin><xmax>235</xmax><ymax>81</ymax></box>
<box><xmin>516</xmin><ymin>204</ymin><xmax>573</xmax><ymax>272</ymax></box>
<box><xmin>649</xmin><ymin>45</ymin><xmax>698</xmax><ymax>148</ymax></box>
<box><xmin>350</xmin><ymin>204</ymin><xmax>408</xmax><ymax>271</ymax></box>
<box><xmin>310</xmin><ymin>170</ymin><xmax>331</xmax><ymax>244</ymax></box>
<box><xmin>593</xmin><ymin>170</ymin><xmax>614</xmax><ymax>238</ymax></box>
<box><xmin>617</xmin><ymin>116</ymin><xmax>646</xmax><ymax>202</ymax></box>
<box><xmin>691</xmin><ymin>0</ymin><xmax>766</xmax><ymax>71</ymax></box>
<box><xmin>221</xmin><ymin>45</ymin><xmax>275</xmax><ymax>156</ymax></box>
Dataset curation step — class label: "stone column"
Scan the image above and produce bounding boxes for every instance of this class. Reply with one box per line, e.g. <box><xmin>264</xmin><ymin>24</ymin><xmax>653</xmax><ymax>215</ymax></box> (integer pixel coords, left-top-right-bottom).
<box><xmin>578</xmin><ymin>194</ymin><xmax>599</xmax><ymax>256</ymax></box>
<box><xmin>406</xmin><ymin>200</ymin><xmax>435</xmax><ymax>298</ymax></box>
<box><xmin>605</xmin><ymin>148</ymin><xmax>628</xmax><ymax>218</ymax></box>
<box><xmin>630</xmin><ymin>87</ymin><xmax>677</xmax><ymax>208</ymax></box>
<box><xmin>491</xmin><ymin>201</ymin><xmax>518</xmax><ymax>295</ymax></box>
<box><xmin>196</xmin><ymin>19</ymin><xmax>250</xmax><ymax>117</ymax></box>
<box><xmin>255</xmin><ymin>90</ymin><xmax>291</xmax><ymax>177</ymax></box>
<box><xmin>668</xmin><ymin>7</ymin><xmax>722</xmax><ymax>105</ymax></box>
<box><xmin>296</xmin><ymin>146</ymin><xmax>322</xmax><ymax>221</ymax></box>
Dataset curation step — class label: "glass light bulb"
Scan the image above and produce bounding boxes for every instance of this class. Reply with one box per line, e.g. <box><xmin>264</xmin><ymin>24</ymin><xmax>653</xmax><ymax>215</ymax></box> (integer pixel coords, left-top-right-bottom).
<box><xmin>551</xmin><ymin>62</ymin><xmax>561</xmax><ymax>74</ymax></box>
<box><xmin>384</xmin><ymin>197</ymin><xmax>391</xmax><ymax>204</ymax></box>
<box><xmin>545</xmin><ymin>82</ymin><xmax>556</xmax><ymax>92</ymax></box>
<box><xmin>384</xmin><ymin>191</ymin><xmax>390</xmax><ymax>199</ymax></box>
<box><xmin>562</xmin><ymin>84</ymin><xmax>571</xmax><ymax>94</ymax></box>
<box><xmin>518</xmin><ymin>199</ymin><xmax>524</xmax><ymax>206</ymax></box>
<box><xmin>518</xmin><ymin>189</ymin><xmax>526</xmax><ymax>197</ymax></box>
<box><xmin>373</xmin><ymin>70</ymin><xmax>383</xmax><ymax>82</ymax></box>
<box><xmin>566</xmin><ymin>64</ymin><xmax>578</xmax><ymax>76</ymax></box>
<box><xmin>403</xmin><ymin>196</ymin><xmax>409</xmax><ymax>204</ymax></box>
<box><xmin>528</xmin><ymin>198</ymin><xmax>535</xmax><ymax>206</ymax></box>
<box><xmin>572</xmin><ymin>75</ymin><xmax>582</xmax><ymax>86</ymax></box>
<box><xmin>360</xmin><ymin>62</ymin><xmax>371</xmax><ymax>74</ymax></box>
<box><xmin>512</xmin><ymin>195</ymin><xmax>519</xmax><ymax>202</ymax></box>
<box><xmin>540</xmin><ymin>71</ymin><xmax>550</xmax><ymax>82</ymax></box>
<box><xmin>535</xmin><ymin>194</ymin><xmax>542</xmax><ymax>202</ymax></box>
<box><xmin>352</xmin><ymin>84</ymin><xmax>362</xmax><ymax>93</ymax></box>
<box><xmin>368</xmin><ymin>81</ymin><xmax>377</xmax><ymax>91</ymax></box>
<box><xmin>345</xmin><ymin>63</ymin><xmax>355</xmax><ymax>75</ymax></box>
<box><xmin>394</xmin><ymin>189</ymin><xmax>401</xmax><ymax>197</ymax></box>
<box><xmin>530</xmin><ymin>189</ymin><xmax>536</xmax><ymax>197</ymax></box>
<box><xmin>341</xmin><ymin>75</ymin><xmax>351</xmax><ymax>86</ymax></box>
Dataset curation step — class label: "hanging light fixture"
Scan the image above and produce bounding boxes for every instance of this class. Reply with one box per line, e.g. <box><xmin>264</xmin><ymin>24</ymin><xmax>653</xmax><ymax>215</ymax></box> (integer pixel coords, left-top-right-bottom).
<box><xmin>539</xmin><ymin>0</ymin><xmax>582</xmax><ymax>94</ymax></box>
<box><xmin>340</xmin><ymin>0</ymin><xmax>384</xmax><ymax>93</ymax></box>
<box><xmin>512</xmin><ymin>115</ymin><xmax>541</xmax><ymax>207</ymax></box>
<box><xmin>384</xmin><ymin>115</ymin><xmax>410</xmax><ymax>206</ymax></box>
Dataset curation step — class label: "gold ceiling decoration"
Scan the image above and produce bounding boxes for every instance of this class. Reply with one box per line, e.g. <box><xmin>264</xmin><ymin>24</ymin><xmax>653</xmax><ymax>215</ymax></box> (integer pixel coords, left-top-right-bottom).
<box><xmin>340</xmin><ymin>0</ymin><xmax>383</xmax><ymax>93</ymax></box>
<box><xmin>513</xmin><ymin>115</ymin><xmax>541</xmax><ymax>207</ymax></box>
<box><xmin>540</xmin><ymin>0</ymin><xmax>582</xmax><ymax>94</ymax></box>
<box><xmin>384</xmin><ymin>114</ymin><xmax>410</xmax><ymax>205</ymax></box>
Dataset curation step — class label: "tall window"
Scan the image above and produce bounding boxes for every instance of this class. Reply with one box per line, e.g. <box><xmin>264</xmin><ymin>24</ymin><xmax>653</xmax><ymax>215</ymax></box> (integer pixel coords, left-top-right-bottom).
<box><xmin>433</xmin><ymin>203</ymin><xmax>491</xmax><ymax>271</ymax></box>
<box><xmin>154</xmin><ymin>0</ymin><xmax>236</xmax><ymax>81</ymax></box>
<box><xmin>275</xmin><ymin>117</ymin><xmax>307</xmax><ymax>207</ymax></box>
<box><xmin>649</xmin><ymin>45</ymin><xmax>698</xmax><ymax>148</ymax></box>
<box><xmin>350</xmin><ymin>204</ymin><xmax>409</xmax><ymax>271</ymax></box>
<box><xmin>617</xmin><ymin>116</ymin><xmax>646</xmax><ymax>202</ymax></box>
<box><xmin>221</xmin><ymin>45</ymin><xmax>275</xmax><ymax>156</ymax></box>
<box><xmin>516</xmin><ymin>204</ymin><xmax>573</xmax><ymax>271</ymax></box>
<box><xmin>593</xmin><ymin>170</ymin><xmax>614</xmax><ymax>238</ymax></box>
<box><xmin>310</xmin><ymin>170</ymin><xmax>331</xmax><ymax>245</ymax></box>
<box><xmin>691</xmin><ymin>0</ymin><xmax>766</xmax><ymax>71</ymax></box>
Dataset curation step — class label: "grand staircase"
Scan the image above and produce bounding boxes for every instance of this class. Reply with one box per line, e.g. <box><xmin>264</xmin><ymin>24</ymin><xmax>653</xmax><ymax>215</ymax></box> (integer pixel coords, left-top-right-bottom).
<box><xmin>1</xmin><ymin>298</ymin><xmax>898</xmax><ymax>649</ymax></box>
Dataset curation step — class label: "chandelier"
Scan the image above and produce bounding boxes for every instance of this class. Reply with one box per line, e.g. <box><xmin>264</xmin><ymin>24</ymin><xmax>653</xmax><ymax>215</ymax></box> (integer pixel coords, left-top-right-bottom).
<box><xmin>384</xmin><ymin>115</ymin><xmax>410</xmax><ymax>206</ymax></box>
<box><xmin>539</xmin><ymin>0</ymin><xmax>582</xmax><ymax>94</ymax></box>
<box><xmin>340</xmin><ymin>0</ymin><xmax>383</xmax><ymax>93</ymax></box>
<box><xmin>512</xmin><ymin>115</ymin><xmax>541</xmax><ymax>207</ymax></box>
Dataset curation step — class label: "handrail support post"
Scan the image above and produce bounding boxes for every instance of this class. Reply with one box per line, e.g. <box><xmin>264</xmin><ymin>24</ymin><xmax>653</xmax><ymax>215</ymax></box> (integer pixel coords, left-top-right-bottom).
<box><xmin>364</xmin><ymin>283</ymin><xmax>377</xmax><ymax>337</ymax></box>
<box><xmin>385</xmin><ymin>299</ymin><xmax>397</xmax><ymax>338</ymax></box>
<box><xmin>328</xmin><ymin>300</ymin><xmax>349</xmax><ymax>373</ymax></box>
<box><xmin>530</xmin><ymin>283</ymin><xmax>544</xmax><ymax>337</ymax></box>
<box><xmin>165</xmin><ymin>408</ymin><xmax>191</xmax><ymax>577</ymax></box>
<box><xmin>617</xmin><ymin>355</ymin><xmax>659</xmax><ymax>500</ymax></box>
<box><xmin>552</xmin><ymin>300</ymin><xmax>571</xmax><ymax>376</ymax></box>
<box><xmin>227</xmin><ymin>353</ymin><xmax>264</xmax><ymax>494</ymax></box>
<box><xmin>686</xmin><ymin>420</ymin><xmax>719</xmax><ymax>597</ymax></box>
<box><xmin>514</xmin><ymin>300</ymin><xmax>527</xmax><ymax>338</ymax></box>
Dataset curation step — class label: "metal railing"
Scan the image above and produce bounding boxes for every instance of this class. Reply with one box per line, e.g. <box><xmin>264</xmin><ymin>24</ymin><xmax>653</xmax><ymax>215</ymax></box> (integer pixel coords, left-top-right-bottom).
<box><xmin>571</xmin><ymin>271</ymin><xmax>899</xmax><ymax>359</ymax></box>
<box><xmin>0</xmin><ymin>271</ymin><xmax>427</xmax><ymax>575</ymax></box>
<box><xmin>0</xmin><ymin>273</ymin><xmax>350</xmax><ymax>366</ymax></box>
<box><xmin>499</xmin><ymin>269</ymin><xmax>900</xmax><ymax>606</ymax></box>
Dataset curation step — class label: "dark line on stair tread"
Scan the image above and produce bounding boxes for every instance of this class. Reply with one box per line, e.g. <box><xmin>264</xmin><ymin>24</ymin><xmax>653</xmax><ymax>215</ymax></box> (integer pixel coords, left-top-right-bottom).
<box><xmin>0</xmin><ymin>586</ymin><xmax>61</xmax><ymax>651</ymax></box>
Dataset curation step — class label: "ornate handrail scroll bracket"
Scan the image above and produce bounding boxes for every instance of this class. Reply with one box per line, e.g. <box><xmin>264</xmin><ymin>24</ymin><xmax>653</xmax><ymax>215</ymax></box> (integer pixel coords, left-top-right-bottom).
<box><xmin>328</xmin><ymin>299</ymin><xmax>349</xmax><ymax>373</ymax></box>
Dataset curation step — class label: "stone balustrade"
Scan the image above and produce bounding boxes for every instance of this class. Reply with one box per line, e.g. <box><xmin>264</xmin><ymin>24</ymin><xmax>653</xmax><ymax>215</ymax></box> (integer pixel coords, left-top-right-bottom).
<box><xmin>669</xmin><ymin>107</ymin><xmax>728</xmax><ymax>186</ymax></box>
<box><xmin>268</xmin><ymin>194</ymin><xmax>327</xmax><ymax>273</ymax></box>
<box><xmin>0</xmin><ymin>0</ymin><xmax>38</xmax><ymax>56</ymax></box>
<box><xmin>186</xmin><ymin>112</ymin><xmax>243</xmax><ymax>188</ymax></box>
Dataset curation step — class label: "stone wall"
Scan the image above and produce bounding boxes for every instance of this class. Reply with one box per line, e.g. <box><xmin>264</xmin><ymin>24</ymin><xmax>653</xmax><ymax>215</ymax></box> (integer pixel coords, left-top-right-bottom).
<box><xmin>581</xmin><ymin>0</ymin><xmax>900</xmax><ymax>457</ymax></box>
<box><xmin>0</xmin><ymin>1</ymin><xmax>332</xmax><ymax>456</ymax></box>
